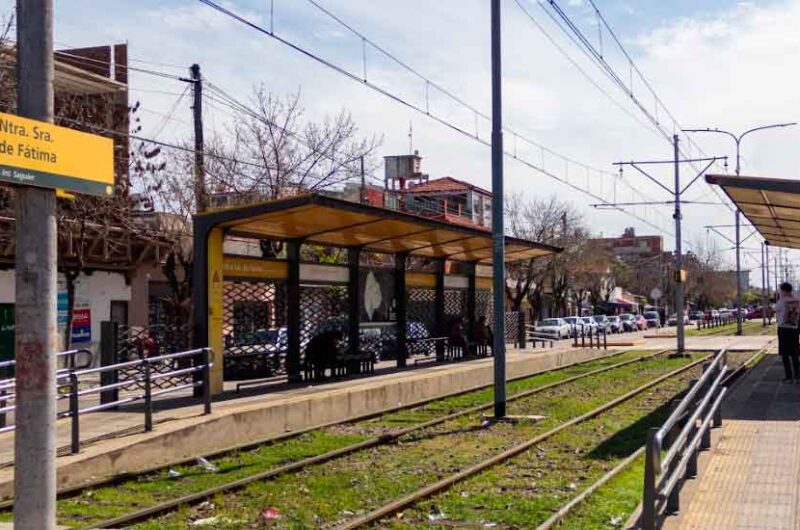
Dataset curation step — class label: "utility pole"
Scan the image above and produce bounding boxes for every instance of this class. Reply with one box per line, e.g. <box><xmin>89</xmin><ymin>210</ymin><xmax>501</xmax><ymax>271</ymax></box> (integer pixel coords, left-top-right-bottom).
<box><xmin>360</xmin><ymin>156</ymin><xmax>366</xmax><ymax>205</ymax></box>
<box><xmin>490</xmin><ymin>0</ymin><xmax>506</xmax><ymax>419</ymax></box>
<box><xmin>684</xmin><ymin>123</ymin><xmax>796</xmax><ymax>335</ymax></box>
<box><xmin>14</xmin><ymin>1</ymin><xmax>58</xmax><ymax>529</ymax></box>
<box><xmin>190</xmin><ymin>64</ymin><xmax>206</xmax><ymax>213</ymax></box>
<box><xmin>761</xmin><ymin>242</ymin><xmax>767</xmax><ymax>326</ymax></box>
<box><xmin>672</xmin><ymin>135</ymin><xmax>686</xmax><ymax>353</ymax></box>
<box><xmin>604</xmin><ymin>146</ymin><xmax>724</xmax><ymax>356</ymax></box>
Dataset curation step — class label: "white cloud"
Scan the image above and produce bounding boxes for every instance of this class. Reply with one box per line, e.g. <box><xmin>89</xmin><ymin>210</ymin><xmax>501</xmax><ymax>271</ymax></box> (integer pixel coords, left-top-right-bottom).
<box><xmin>3</xmin><ymin>0</ymin><xmax>800</xmax><ymax>275</ymax></box>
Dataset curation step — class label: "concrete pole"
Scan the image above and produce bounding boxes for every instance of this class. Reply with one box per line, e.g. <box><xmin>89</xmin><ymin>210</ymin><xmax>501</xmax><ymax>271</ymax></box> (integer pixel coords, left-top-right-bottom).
<box><xmin>14</xmin><ymin>1</ymin><xmax>58</xmax><ymax>529</ymax></box>
<box><xmin>490</xmin><ymin>0</ymin><xmax>506</xmax><ymax>419</ymax></box>
<box><xmin>673</xmin><ymin>135</ymin><xmax>686</xmax><ymax>354</ymax></box>
<box><xmin>191</xmin><ymin>64</ymin><xmax>206</xmax><ymax>213</ymax></box>
<box><xmin>734</xmin><ymin>141</ymin><xmax>743</xmax><ymax>335</ymax></box>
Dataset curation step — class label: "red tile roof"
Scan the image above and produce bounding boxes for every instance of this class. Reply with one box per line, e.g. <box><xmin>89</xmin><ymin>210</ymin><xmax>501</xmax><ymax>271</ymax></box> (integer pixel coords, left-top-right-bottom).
<box><xmin>405</xmin><ymin>176</ymin><xmax>491</xmax><ymax>196</ymax></box>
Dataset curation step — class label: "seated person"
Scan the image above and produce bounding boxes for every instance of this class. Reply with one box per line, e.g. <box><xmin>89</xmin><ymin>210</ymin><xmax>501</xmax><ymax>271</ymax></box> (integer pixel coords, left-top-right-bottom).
<box><xmin>304</xmin><ymin>329</ymin><xmax>343</xmax><ymax>380</ymax></box>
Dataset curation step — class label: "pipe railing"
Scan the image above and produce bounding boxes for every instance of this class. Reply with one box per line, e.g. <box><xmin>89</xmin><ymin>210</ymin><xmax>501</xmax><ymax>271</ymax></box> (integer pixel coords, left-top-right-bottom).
<box><xmin>641</xmin><ymin>349</ymin><xmax>728</xmax><ymax>529</ymax></box>
<box><xmin>0</xmin><ymin>347</ymin><xmax>213</xmax><ymax>455</ymax></box>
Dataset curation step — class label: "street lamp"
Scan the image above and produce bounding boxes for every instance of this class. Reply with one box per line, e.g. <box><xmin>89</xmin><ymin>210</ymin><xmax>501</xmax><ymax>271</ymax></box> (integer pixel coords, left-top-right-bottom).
<box><xmin>683</xmin><ymin>123</ymin><xmax>797</xmax><ymax>335</ymax></box>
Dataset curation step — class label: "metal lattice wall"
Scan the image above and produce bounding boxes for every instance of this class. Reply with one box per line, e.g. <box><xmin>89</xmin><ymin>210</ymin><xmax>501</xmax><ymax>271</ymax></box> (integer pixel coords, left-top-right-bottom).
<box><xmin>476</xmin><ymin>289</ymin><xmax>493</xmax><ymax>327</ymax></box>
<box><xmin>300</xmin><ymin>284</ymin><xmax>349</xmax><ymax>352</ymax></box>
<box><xmin>222</xmin><ymin>280</ymin><xmax>288</xmax><ymax>379</ymax></box>
<box><xmin>408</xmin><ymin>288</ymin><xmax>436</xmax><ymax>356</ymax></box>
<box><xmin>114</xmin><ymin>324</ymin><xmax>193</xmax><ymax>389</ymax></box>
<box><xmin>444</xmin><ymin>289</ymin><xmax>466</xmax><ymax>323</ymax></box>
<box><xmin>117</xmin><ymin>324</ymin><xmax>190</xmax><ymax>361</ymax></box>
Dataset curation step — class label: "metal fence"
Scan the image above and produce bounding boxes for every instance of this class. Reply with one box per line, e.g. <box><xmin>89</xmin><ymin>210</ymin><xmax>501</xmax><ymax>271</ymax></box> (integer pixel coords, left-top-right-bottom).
<box><xmin>641</xmin><ymin>349</ymin><xmax>728</xmax><ymax>529</ymax></box>
<box><xmin>0</xmin><ymin>347</ymin><xmax>212</xmax><ymax>455</ymax></box>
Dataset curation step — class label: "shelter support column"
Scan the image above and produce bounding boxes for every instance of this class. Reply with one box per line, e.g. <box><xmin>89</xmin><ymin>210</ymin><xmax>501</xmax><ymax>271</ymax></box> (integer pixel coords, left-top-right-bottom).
<box><xmin>395</xmin><ymin>253</ymin><xmax>408</xmax><ymax>368</ymax></box>
<box><xmin>348</xmin><ymin>248</ymin><xmax>362</xmax><ymax>358</ymax></box>
<box><xmin>435</xmin><ymin>259</ymin><xmax>446</xmax><ymax>362</ymax></box>
<box><xmin>206</xmin><ymin>228</ymin><xmax>225</xmax><ymax>394</ymax></box>
<box><xmin>465</xmin><ymin>262</ymin><xmax>477</xmax><ymax>351</ymax></box>
<box><xmin>286</xmin><ymin>240</ymin><xmax>302</xmax><ymax>383</ymax></box>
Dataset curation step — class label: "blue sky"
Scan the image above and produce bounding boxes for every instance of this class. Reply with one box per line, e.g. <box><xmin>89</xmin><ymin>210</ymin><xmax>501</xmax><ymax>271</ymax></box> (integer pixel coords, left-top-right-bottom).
<box><xmin>2</xmin><ymin>0</ymin><xmax>798</xmax><ymax>281</ymax></box>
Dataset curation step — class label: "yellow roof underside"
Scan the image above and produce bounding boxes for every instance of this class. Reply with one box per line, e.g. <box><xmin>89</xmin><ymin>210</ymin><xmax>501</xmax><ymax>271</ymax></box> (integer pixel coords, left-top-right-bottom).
<box><xmin>207</xmin><ymin>195</ymin><xmax>557</xmax><ymax>264</ymax></box>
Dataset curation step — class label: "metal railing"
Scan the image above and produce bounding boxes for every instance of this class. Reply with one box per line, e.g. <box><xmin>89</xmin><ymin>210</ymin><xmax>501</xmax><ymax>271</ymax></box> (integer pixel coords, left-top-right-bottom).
<box><xmin>641</xmin><ymin>349</ymin><xmax>728</xmax><ymax>529</ymax></box>
<box><xmin>695</xmin><ymin>316</ymin><xmax>735</xmax><ymax>330</ymax></box>
<box><xmin>0</xmin><ymin>348</ymin><xmax>212</xmax><ymax>455</ymax></box>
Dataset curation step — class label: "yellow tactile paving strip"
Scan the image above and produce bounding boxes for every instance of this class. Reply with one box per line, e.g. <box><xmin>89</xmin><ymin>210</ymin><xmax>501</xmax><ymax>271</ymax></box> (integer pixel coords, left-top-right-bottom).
<box><xmin>676</xmin><ymin>354</ymin><xmax>800</xmax><ymax>530</ymax></box>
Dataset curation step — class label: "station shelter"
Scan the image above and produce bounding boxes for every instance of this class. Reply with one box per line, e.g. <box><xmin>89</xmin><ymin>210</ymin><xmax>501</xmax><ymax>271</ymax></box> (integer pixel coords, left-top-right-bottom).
<box><xmin>193</xmin><ymin>193</ymin><xmax>560</xmax><ymax>394</ymax></box>
<box><xmin>706</xmin><ymin>174</ymin><xmax>800</xmax><ymax>249</ymax></box>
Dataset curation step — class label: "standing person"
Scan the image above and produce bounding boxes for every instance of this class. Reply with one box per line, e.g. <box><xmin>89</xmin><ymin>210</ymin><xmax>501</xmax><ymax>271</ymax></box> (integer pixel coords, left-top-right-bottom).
<box><xmin>775</xmin><ymin>282</ymin><xmax>800</xmax><ymax>382</ymax></box>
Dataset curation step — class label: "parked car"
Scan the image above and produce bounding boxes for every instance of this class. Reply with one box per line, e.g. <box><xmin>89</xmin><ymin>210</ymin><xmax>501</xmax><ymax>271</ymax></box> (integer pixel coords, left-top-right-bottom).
<box><xmin>533</xmin><ymin>318</ymin><xmax>572</xmax><ymax>339</ymax></box>
<box><xmin>581</xmin><ymin>316</ymin><xmax>599</xmax><ymax>334</ymax></box>
<box><xmin>718</xmin><ymin>309</ymin><xmax>733</xmax><ymax>320</ymax></box>
<box><xmin>592</xmin><ymin>315</ymin><xmax>612</xmax><ymax>334</ymax></box>
<box><xmin>608</xmin><ymin>315</ymin><xmax>622</xmax><ymax>333</ymax></box>
<box><xmin>618</xmin><ymin>313</ymin><xmax>636</xmax><ymax>332</ymax></box>
<box><xmin>563</xmin><ymin>316</ymin><xmax>583</xmax><ymax>337</ymax></box>
<box><xmin>667</xmin><ymin>314</ymin><xmax>689</xmax><ymax>326</ymax></box>
<box><xmin>644</xmin><ymin>311</ymin><xmax>662</xmax><ymax>329</ymax></box>
<box><xmin>747</xmin><ymin>306</ymin><xmax>775</xmax><ymax>320</ymax></box>
<box><xmin>633</xmin><ymin>314</ymin><xmax>648</xmax><ymax>331</ymax></box>
<box><xmin>705</xmin><ymin>309</ymin><xmax>720</xmax><ymax>320</ymax></box>
<box><xmin>689</xmin><ymin>310</ymin><xmax>705</xmax><ymax>321</ymax></box>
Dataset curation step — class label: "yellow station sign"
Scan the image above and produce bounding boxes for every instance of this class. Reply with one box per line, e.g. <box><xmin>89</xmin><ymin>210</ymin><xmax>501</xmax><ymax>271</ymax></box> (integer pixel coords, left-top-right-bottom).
<box><xmin>0</xmin><ymin>111</ymin><xmax>114</xmax><ymax>196</ymax></box>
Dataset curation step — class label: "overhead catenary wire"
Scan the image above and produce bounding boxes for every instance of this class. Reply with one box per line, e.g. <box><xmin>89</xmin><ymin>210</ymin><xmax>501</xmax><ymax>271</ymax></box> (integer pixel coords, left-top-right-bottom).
<box><xmin>536</xmin><ymin>0</ymin><xmax>732</xmax><ymax>210</ymax></box>
<box><xmin>196</xmin><ymin>0</ymin><xmax>674</xmax><ymax>236</ymax></box>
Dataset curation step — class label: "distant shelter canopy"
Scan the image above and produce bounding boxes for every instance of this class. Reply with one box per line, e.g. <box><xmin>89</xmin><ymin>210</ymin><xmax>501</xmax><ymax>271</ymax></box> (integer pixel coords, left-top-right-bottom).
<box><xmin>192</xmin><ymin>193</ymin><xmax>561</xmax><ymax>394</ymax></box>
<box><xmin>706</xmin><ymin>174</ymin><xmax>800</xmax><ymax>250</ymax></box>
<box><xmin>196</xmin><ymin>193</ymin><xmax>560</xmax><ymax>264</ymax></box>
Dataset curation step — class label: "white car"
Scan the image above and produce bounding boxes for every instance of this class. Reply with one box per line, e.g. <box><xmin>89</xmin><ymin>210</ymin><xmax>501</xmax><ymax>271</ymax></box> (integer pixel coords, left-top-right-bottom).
<box><xmin>533</xmin><ymin>318</ymin><xmax>571</xmax><ymax>339</ymax></box>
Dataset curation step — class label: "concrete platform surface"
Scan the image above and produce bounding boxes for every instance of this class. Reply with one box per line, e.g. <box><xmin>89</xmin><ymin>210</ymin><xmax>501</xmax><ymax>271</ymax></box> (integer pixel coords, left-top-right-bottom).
<box><xmin>663</xmin><ymin>351</ymin><xmax>800</xmax><ymax>530</ymax></box>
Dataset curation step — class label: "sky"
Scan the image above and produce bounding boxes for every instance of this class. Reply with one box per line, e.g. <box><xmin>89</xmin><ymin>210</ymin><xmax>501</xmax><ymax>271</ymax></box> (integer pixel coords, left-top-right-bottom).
<box><xmin>3</xmin><ymin>0</ymin><xmax>800</xmax><ymax>286</ymax></box>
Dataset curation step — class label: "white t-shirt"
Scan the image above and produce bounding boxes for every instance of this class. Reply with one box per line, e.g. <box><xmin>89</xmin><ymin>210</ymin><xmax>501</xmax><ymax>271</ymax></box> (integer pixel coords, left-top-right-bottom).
<box><xmin>776</xmin><ymin>292</ymin><xmax>800</xmax><ymax>329</ymax></box>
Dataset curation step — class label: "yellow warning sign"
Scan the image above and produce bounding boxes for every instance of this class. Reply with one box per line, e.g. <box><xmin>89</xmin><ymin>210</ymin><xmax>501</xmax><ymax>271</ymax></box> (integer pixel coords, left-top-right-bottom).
<box><xmin>0</xmin><ymin>112</ymin><xmax>114</xmax><ymax>196</ymax></box>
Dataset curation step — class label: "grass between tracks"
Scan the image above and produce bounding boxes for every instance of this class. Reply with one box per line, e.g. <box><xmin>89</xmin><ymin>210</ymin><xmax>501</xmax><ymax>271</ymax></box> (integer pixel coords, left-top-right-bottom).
<box><xmin>132</xmin><ymin>353</ymin><xmax>706</xmax><ymax>529</ymax></box>
<box><xmin>28</xmin><ymin>349</ymin><xmax>647</xmax><ymax>528</ymax></box>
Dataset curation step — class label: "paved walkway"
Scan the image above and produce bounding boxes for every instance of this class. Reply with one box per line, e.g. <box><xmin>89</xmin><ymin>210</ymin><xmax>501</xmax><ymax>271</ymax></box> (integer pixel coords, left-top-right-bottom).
<box><xmin>665</xmin><ymin>351</ymin><xmax>800</xmax><ymax>530</ymax></box>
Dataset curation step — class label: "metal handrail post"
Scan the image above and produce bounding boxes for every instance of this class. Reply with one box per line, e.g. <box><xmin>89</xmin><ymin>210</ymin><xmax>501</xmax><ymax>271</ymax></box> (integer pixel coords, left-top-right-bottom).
<box><xmin>69</xmin><ymin>371</ymin><xmax>80</xmax><ymax>454</ymax></box>
<box><xmin>0</xmin><ymin>388</ymin><xmax>6</xmax><ymax>428</ymax></box>
<box><xmin>202</xmin><ymin>348</ymin><xmax>211</xmax><ymax>415</ymax></box>
<box><xmin>143</xmin><ymin>360</ymin><xmax>153</xmax><ymax>432</ymax></box>
<box><xmin>603</xmin><ymin>327</ymin><xmax>608</xmax><ymax>349</ymax></box>
<box><xmin>643</xmin><ymin>427</ymin><xmax>660</xmax><ymax>530</ymax></box>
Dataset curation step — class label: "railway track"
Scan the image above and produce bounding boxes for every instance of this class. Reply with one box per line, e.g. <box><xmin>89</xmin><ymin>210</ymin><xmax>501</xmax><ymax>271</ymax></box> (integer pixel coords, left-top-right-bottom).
<box><xmin>386</xmin><ymin>346</ymin><xmax>770</xmax><ymax>530</ymax></box>
<box><xmin>63</xmin><ymin>349</ymin><xmax>703</xmax><ymax>529</ymax></box>
<box><xmin>0</xmin><ymin>347</ymin><xmax>643</xmax><ymax>510</ymax></box>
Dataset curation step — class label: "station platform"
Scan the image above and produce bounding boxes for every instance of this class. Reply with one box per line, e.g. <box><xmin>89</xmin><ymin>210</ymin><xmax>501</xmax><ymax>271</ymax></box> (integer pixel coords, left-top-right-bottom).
<box><xmin>663</xmin><ymin>350</ymin><xmax>798</xmax><ymax>530</ymax></box>
<box><xmin>0</xmin><ymin>342</ymin><xmax>618</xmax><ymax>499</ymax></box>
<box><xmin>0</xmin><ymin>333</ymin><xmax>774</xmax><ymax>501</ymax></box>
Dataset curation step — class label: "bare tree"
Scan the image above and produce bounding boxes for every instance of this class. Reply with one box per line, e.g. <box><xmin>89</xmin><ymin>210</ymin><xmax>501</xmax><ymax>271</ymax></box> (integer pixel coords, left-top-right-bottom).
<box><xmin>505</xmin><ymin>195</ymin><xmax>569</xmax><ymax>318</ymax></box>
<box><xmin>131</xmin><ymin>88</ymin><xmax>381</xmax><ymax>329</ymax></box>
<box><xmin>204</xmin><ymin>87</ymin><xmax>381</xmax><ymax>203</ymax></box>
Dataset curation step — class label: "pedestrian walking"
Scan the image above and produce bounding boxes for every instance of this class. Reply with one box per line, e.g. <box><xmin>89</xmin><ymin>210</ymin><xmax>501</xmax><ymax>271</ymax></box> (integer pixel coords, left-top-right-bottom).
<box><xmin>775</xmin><ymin>282</ymin><xmax>800</xmax><ymax>382</ymax></box>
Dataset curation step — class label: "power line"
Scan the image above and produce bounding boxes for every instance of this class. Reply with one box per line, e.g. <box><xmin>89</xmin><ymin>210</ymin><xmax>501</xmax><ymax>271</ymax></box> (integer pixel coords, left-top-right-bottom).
<box><xmin>196</xmin><ymin>0</ymin><xmax>673</xmax><ymax>236</ymax></box>
<box><xmin>536</xmin><ymin>0</ymin><xmax>732</xmax><ymax>210</ymax></box>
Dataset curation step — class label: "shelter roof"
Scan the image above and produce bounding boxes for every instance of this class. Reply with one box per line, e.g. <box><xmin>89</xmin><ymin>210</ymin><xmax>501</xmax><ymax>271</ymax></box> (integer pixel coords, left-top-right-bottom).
<box><xmin>705</xmin><ymin>174</ymin><xmax>800</xmax><ymax>250</ymax></box>
<box><xmin>196</xmin><ymin>193</ymin><xmax>560</xmax><ymax>264</ymax></box>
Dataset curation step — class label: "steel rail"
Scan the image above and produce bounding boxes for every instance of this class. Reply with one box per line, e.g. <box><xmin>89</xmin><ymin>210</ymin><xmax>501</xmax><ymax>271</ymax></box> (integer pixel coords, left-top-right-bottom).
<box><xmin>0</xmin><ymin>347</ymin><xmax>639</xmax><ymax>510</ymax></box>
<box><xmin>536</xmin><ymin>446</ymin><xmax>646</xmax><ymax>530</ymax></box>
<box><xmin>80</xmin><ymin>350</ymin><xmax>672</xmax><ymax>529</ymax></box>
<box><xmin>336</xmin><ymin>354</ymin><xmax>712</xmax><ymax>530</ymax></box>
<box><xmin>537</xmin><ymin>344</ymin><xmax>771</xmax><ymax>530</ymax></box>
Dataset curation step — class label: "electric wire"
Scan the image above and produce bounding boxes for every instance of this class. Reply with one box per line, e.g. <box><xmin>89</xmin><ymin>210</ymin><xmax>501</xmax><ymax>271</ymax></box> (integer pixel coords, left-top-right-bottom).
<box><xmin>196</xmin><ymin>0</ymin><xmax>674</xmax><ymax>236</ymax></box>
